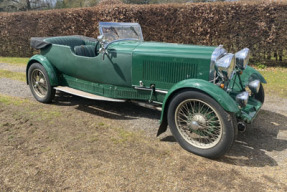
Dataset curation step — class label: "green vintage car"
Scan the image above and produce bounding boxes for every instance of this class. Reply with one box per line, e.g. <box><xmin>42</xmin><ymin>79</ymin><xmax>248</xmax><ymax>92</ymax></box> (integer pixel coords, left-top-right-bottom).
<box><xmin>27</xmin><ymin>22</ymin><xmax>266</xmax><ymax>159</ymax></box>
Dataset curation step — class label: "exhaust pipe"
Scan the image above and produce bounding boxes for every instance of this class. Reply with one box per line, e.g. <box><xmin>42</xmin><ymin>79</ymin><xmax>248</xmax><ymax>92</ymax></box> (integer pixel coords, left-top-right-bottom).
<box><xmin>238</xmin><ymin>122</ymin><xmax>246</xmax><ymax>132</ymax></box>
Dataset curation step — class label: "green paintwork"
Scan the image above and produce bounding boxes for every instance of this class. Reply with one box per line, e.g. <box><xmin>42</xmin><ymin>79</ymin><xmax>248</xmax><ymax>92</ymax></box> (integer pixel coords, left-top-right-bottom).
<box><xmin>41</xmin><ymin>44</ymin><xmax>134</xmax><ymax>87</ymax></box>
<box><xmin>35</xmin><ymin>38</ymin><xmax>218</xmax><ymax>103</ymax></box>
<box><xmin>159</xmin><ymin>79</ymin><xmax>240</xmax><ymax>124</ymax></box>
<box><xmin>59</xmin><ymin>73</ymin><xmax>166</xmax><ymax>101</ymax></box>
<box><xmin>236</xmin><ymin>97</ymin><xmax>262</xmax><ymax>123</ymax></box>
<box><xmin>132</xmin><ymin>42</ymin><xmax>216</xmax><ymax>89</ymax></box>
<box><xmin>26</xmin><ymin>55</ymin><xmax>59</xmax><ymax>86</ymax></box>
<box><xmin>27</xmin><ymin>35</ymin><xmax>266</xmax><ymax>132</ymax></box>
<box><xmin>241</xmin><ymin>65</ymin><xmax>267</xmax><ymax>84</ymax></box>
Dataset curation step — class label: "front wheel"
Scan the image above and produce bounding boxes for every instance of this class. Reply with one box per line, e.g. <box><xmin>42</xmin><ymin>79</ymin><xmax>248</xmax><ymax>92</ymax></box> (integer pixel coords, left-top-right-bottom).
<box><xmin>167</xmin><ymin>91</ymin><xmax>236</xmax><ymax>159</ymax></box>
<box><xmin>28</xmin><ymin>63</ymin><xmax>55</xmax><ymax>103</ymax></box>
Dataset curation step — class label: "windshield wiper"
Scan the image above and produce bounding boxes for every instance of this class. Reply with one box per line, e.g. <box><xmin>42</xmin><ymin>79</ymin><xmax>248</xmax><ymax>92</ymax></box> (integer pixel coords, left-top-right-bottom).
<box><xmin>130</xmin><ymin>26</ymin><xmax>139</xmax><ymax>37</ymax></box>
<box><xmin>110</xmin><ymin>27</ymin><xmax>119</xmax><ymax>38</ymax></box>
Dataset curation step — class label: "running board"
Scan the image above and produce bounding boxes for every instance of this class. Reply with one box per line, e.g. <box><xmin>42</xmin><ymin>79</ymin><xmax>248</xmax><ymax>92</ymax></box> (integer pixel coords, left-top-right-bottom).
<box><xmin>54</xmin><ymin>86</ymin><xmax>125</xmax><ymax>102</ymax></box>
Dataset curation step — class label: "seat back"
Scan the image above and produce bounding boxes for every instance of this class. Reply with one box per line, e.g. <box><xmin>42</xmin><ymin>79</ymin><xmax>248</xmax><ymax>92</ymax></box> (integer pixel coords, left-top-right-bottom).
<box><xmin>74</xmin><ymin>45</ymin><xmax>96</xmax><ymax>57</ymax></box>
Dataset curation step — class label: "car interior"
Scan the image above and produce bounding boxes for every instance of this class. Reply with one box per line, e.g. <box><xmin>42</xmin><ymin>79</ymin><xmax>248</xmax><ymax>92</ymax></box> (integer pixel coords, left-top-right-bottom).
<box><xmin>44</xmin><ymin>36</ymin><xmax>100</xmax><ymax>57</ymax></box>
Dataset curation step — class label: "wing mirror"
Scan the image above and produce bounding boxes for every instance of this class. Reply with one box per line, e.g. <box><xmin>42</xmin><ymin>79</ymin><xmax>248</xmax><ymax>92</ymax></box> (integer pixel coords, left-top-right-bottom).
<box><xmin>97</xmin><ymin>35</ymin><xmax>105</xmax><ymax>51</ymax></box>
<box><xmin>97</xmin><ymin>35</ymin><xmax>107</xmax><ymax>60</ymax></box>
<box><xmin>97</xmin><ymin>35</ymin><xmax>104</xmax><ymax>42</ymax></box>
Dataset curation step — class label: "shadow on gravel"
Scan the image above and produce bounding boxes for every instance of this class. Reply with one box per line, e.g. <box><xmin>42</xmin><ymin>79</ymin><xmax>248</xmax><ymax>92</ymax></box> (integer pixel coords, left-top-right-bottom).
<box><xmin>222</xmin><ymin>109</ymin><xmax>287</xmax><ymax>167</ymax></box>
<box><xmin>53</xmin><ymin>92</ymin><xmax>161</xmax><ymax>120</ymax></box>
<box><xmin>160</xmin><ymin>135</ymin><xmax>177</xmax><ymax>142</ymax></box>
<box><xmin>53</xmin><ymin>93</ymin><xmax>287</xmax><ymax>167</ymax></box>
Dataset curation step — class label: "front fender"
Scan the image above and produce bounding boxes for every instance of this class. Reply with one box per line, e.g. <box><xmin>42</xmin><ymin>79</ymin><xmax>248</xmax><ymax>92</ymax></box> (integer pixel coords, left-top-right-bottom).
<box><xmin>241</xmin><ymin>66</ymin><xmax>267</xmax><ymax>86</ymax></box>
<box><xmin>157</xmin><ymin>79</ymin><xmax>239</xmax><ymax>136</ymax></box>
<box><xmin>26</xmin><ymin>55</ymin><xmax>58</xmax><ymax>86</ymax></box>
<box><xmin>230</xmin><ymin>65</ymin><xmax>267</xmax><ymax>93</ymax></box>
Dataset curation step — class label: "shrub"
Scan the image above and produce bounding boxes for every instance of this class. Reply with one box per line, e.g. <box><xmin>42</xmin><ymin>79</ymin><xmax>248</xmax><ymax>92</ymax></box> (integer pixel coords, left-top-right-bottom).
<box><xmin>0</xmin><ymin>2</ymin><xmax>286</xmax><ymax>66</ymax></box>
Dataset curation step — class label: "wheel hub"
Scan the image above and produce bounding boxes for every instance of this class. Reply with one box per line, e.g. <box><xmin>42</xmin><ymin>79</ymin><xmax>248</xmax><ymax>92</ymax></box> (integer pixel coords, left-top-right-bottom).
<box><xmin>188</xmin><ymin>114</ymin><xmax>207</xmax><ymax>130</ymax></box>
<box><xmin>39</xmin><ymin>78</ymin><xmax>45</xmax><ymax>84</ymax></box>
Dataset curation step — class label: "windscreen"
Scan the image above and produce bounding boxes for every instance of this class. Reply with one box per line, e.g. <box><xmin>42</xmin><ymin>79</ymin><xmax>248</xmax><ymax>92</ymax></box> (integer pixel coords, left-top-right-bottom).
<box><xmin>99</xmin><ymin>22</ymin><xmax>143</xmax><ymax>43</ymax></box>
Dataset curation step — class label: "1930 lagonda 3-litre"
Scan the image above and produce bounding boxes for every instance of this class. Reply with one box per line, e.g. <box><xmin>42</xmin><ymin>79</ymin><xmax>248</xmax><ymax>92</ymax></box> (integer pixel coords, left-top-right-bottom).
<box><xmin>27</xmin><ymin>22</ymin><xmax>266</xmax><ymax>158</ymax></box>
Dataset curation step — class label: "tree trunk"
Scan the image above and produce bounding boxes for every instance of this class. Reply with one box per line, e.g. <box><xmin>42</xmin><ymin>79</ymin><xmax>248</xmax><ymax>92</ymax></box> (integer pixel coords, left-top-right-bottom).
<box><xmin>26</xmin><ymin>0</ymin><xmax>31</xmax><ymax>10</ymax></box>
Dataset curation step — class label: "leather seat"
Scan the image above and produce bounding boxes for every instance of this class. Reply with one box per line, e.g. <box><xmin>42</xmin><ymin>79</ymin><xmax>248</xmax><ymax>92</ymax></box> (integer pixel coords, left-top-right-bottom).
<box><xmin>74</xmin><ymin>45</ymin><xmax>96</xmax><ymax>57</ymax></box>
<box><xmin>44</xmin><ymin>36</ymin><xmax>98</xmax><ymax>57</ymax></box>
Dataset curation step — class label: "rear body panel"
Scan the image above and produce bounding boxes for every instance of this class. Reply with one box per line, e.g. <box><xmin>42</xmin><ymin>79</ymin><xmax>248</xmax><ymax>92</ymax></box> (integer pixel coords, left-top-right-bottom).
<box><xmin>41</xmin><ymin>44</ymin><xmax>134</xmax><ymax>87</ymax></box>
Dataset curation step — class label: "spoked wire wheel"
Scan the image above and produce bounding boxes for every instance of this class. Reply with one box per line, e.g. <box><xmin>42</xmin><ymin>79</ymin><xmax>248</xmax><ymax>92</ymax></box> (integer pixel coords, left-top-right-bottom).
<box><xmin>28</xmin><ymin>63</ymin><xmax>55</xmax><ymax>103</ymax></box>
<box><xmin>167</xmin><ymin>91</ymin><xmax>235</xmax><ymax>159</ymax></box>
<box><xmin>175</xmin><ymin>99</ymin><xmax>222</xmax><ymax>149</ymax></box>
<box><xmin>31</xmin><ymin>69</ymin><xmax>48</xmax><ymax>98</ymax></box>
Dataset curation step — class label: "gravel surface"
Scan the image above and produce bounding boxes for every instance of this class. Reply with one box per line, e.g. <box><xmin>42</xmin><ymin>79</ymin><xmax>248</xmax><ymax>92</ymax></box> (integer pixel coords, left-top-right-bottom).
<box><xmin>0</xmin><ymin>63</ymin><xmax>26</xmax><ymax>73</ymax></box>
<box><xmin>264</xmin><ymin>96</ymin><xmax>287</xmax><ymax>116</ymax></box>
<box><xmin>0</xmin><ymin>78</ymin><xmax>33</xmax><ymax>99</ymax></box>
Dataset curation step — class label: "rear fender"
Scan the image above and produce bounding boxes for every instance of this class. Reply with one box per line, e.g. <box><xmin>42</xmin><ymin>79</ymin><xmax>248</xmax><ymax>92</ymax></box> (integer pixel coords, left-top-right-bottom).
<box><xmin>26</xmin><ymin>55</ymin><xmax>58</xmax><ymax>86</ymax></box>
<box><xmin>157</xmin><ymin>79</ymin><xmax>239</xmax><ymax>136</ymax></box>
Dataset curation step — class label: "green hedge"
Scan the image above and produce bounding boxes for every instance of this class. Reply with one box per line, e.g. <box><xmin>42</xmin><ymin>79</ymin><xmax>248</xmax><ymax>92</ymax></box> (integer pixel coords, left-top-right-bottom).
<box><xmin>0</xmin><ymin>2</ymin><xmax>286</xmax><ymax>66</ymax></box>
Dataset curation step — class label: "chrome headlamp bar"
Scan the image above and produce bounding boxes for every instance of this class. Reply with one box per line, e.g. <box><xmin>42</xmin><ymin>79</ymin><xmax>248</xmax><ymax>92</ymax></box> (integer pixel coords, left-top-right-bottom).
<box><xmin>235</xmin><ymin>48</ymin><xmax>250</xmax><ymax>70</ymax></box>
<box><xmin>215</xmin><ymin>53</ymin><xmax>235</xmax><ymax>79</ymax></box>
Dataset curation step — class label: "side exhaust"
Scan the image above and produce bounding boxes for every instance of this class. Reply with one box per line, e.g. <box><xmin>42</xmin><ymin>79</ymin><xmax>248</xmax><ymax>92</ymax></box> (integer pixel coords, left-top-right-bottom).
<box><xmin>238</xmin><ymin>122</ymin><xmax>246</xmax><ymax>132</ymax></box>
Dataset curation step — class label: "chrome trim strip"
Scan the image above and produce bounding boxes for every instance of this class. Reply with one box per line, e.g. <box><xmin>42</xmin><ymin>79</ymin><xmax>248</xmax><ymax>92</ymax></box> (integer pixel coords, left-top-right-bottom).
<box><xmin>155</xmin><ymin>90</ymin><xmax>168</xmax><ymax>94</ymax></box>
<box><xmin>134</xmin><ymin>86</ymin><xmax>168</xmax><ymax>94</ymax></box>
<box><xmin>134</xmin><ymin>86</ymin><xmax>152</xmax><ymax>91</ymax></box>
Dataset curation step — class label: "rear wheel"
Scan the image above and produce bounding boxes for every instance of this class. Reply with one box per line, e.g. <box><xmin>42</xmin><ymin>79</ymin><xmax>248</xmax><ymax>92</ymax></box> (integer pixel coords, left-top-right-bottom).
<box><xmin>28</xmin><ymin>63</ymin><xmax>55</xmax><ymax>103</ymax></box>
<box><xmin>167</xmin><ymin>91</ymin><xmax>236</xmax><ymax>159</ymax></box>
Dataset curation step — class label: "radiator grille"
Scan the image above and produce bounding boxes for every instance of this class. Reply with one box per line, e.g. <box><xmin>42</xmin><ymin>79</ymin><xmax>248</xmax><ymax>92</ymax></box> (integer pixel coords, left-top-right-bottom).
<box><xmin>142</xmin><ymin>60</ymin><xmax>198</xmax><ymax>83</ymax></box>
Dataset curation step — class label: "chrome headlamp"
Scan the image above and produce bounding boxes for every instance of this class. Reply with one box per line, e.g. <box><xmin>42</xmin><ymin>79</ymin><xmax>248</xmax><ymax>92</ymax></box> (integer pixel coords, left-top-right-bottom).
<box><xmin>248</xmin><ymin>80</ymin><xmax>260</xmax><ymax>94</ymax></box>
<box><xmin>236</xmin><ymin>91</ymin><xmax>249</xmax><ymax>108</ymax></box>
<box><xmin>235</xmin><ymin>48</ymin><xmax>250</xmax><ymax>70</ymax></box>
<box><xmin>210</xmin><ymin>45</ymin><xmax>227</xmax><ymax>81</ymax></box>
<box><xmin>215</xmin><ymin>53</ymin><xmax>235</xmax><ymax>79</ymax></box>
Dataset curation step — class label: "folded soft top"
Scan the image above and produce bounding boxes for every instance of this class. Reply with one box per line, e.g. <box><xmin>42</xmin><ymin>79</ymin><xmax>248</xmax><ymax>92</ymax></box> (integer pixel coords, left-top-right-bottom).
<box><xmin>30</xmin><ymin>37</ymin><xmax>51</xmax><ymax>49</ymax></box>
<box><xmin>30</xmin><ymin>35</ymin><xmax>98</xmax><ymax>49</ymax></box>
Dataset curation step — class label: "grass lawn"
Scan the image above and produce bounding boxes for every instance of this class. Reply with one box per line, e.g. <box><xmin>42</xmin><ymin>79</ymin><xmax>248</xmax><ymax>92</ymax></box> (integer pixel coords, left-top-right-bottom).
<box><xmin>0</xmin><ymin>57</ymin><xmax>29</xmax><ymax>66</ymax></box>
<box><xmin>0</xmin><ymin>70</ymin><xmax>25</xmax><ymax>82</ymax></box>
<box><xmin>257</xmin><ymin>67</ymin><xmax>287</xmax><ymax>98</ymax></box>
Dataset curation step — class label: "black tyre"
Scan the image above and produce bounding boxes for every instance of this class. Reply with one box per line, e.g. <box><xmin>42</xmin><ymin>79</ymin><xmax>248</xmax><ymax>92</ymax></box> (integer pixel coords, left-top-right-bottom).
<box><xmin>167</xmin><ymin>91</ymin><xmax>236</xmax><ymax>159</ymax></box>
<box><xmin>28</xmin><ymin>63</ymin><xmax>55</xmax><ymax>103</ymax></box>
<box><xmin>254</xmin><ymin>83</ymin><xmax>265</xmax><ymax>104</ymax></box>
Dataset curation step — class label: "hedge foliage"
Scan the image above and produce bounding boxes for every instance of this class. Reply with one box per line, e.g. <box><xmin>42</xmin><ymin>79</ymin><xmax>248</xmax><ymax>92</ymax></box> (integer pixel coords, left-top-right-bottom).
<box><xmin>0</xmin><ymin>2</ymin><xmax>286</xmax><ymax>65</ymax></box>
